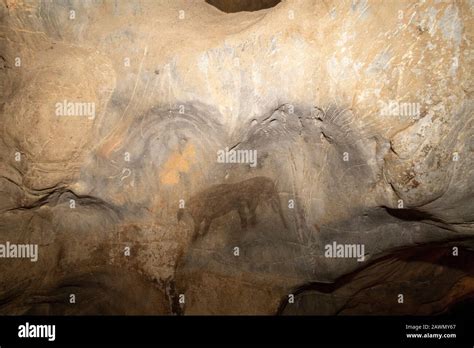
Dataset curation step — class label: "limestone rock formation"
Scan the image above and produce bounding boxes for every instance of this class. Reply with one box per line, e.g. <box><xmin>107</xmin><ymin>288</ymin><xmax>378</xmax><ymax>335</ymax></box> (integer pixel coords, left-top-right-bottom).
<box><xmin>0</xmin><ymin>0</ymin><xmax>473</xmax><ymax>315</ymax></box>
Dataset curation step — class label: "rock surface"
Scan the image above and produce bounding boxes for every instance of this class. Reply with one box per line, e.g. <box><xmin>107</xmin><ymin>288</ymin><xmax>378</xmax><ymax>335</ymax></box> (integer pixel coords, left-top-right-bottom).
<box><xmin>0</xmin><ymin>0</ymin><xmax>473</xmax><ymax>315</ymax></box>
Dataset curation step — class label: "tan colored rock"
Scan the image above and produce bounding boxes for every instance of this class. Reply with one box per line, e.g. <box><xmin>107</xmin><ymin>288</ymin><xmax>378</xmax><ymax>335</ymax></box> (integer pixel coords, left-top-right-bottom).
<box><xmin>0</xmin><ymin>0</ymin><xmax>472</xmax><ymax>315</ymax></box>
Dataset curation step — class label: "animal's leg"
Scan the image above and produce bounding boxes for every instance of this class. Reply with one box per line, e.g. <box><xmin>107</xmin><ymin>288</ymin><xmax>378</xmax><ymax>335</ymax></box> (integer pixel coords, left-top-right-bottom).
<box><xmin>193</xmin><ymin>218</ymin><xmax>201</xmax><ymax>235</ymax></box>
<box><xmin>238</xmin><ymin>205</ymin><xmax>248</xmax><ymax>230</ymax></box>
<box><xmin>272</xmin><ymin>196</ymin><xmax>288</xmax><ymax>229</ymax></box>
<box><xmin>191</xmin><ymin>219</ymin><xmax>202</xmax><ymax>242</ymax></box>
<box><xmin>248</xmin><ymin>199</ymin><xmax>258</xmax><ymax>226</ymax></box>
<box><xmin>201</xmin><ymin>218</ymin><xmax>212</xmax><ymax>235</ymax></box>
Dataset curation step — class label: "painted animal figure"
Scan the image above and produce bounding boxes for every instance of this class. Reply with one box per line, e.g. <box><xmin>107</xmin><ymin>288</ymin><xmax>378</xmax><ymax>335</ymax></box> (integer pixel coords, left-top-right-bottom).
<box><xmin>177</xmin><ymin>176</ymin><xmax>287</xmax><ymax>240</ymax></box>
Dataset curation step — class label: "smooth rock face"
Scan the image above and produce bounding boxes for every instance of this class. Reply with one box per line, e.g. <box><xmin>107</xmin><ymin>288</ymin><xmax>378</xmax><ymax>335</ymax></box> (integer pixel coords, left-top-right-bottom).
<box><xmin>0</xmin><ymin>0</ymin><xmax>472</xmax><ymax>315</ymax></box>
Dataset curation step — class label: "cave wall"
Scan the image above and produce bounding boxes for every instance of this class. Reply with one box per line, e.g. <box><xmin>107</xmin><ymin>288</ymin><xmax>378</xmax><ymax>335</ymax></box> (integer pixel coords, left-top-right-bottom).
<box><xmin>0</xmin><ymin>0</ymin><xmax>473</xmax><ymax>315</ymax></box>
